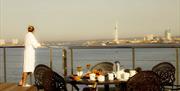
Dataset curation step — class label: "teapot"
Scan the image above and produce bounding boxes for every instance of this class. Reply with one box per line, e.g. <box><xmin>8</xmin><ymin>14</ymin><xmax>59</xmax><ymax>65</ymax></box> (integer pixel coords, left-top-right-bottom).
<box><xmin>114</xmin><ymin>61</ymin><xmax>121</xmax><ymax>72</ymax></box>
<box><xmin>114</xmin><ymin>61</ymin><xmax>126</xmax><ymax>80</ymax></box>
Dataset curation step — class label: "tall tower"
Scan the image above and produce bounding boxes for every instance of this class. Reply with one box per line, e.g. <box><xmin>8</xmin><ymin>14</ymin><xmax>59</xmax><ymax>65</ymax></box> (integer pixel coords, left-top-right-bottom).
<box><xmin>114</xmin><ymin>23</ymin><xmax>119</xmax><ymax>44</ymax></box>
<box><xmin>165</xmin><ymin>29</ymin><xmax>172</xmax><ymax>41</ymax></box>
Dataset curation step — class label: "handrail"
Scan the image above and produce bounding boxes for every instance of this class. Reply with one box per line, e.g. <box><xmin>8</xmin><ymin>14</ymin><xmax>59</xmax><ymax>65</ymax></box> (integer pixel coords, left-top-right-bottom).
<box><xmin>1</xmin><ymin>43</ymin><xmax>180</xmax><ymax>49</ymax></box>
<box><xmin>0</xmin><ymin>46</ymin><xmax>24</xmax><ymax>48</ymax></box>
<box><xmin>68</xmin><ymin>44</ymin><xmax>180</xmax><ymax>49</ymax></box>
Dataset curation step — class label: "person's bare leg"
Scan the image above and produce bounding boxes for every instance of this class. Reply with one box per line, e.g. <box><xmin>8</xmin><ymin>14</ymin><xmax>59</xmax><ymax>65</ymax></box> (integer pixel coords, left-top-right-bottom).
<box><xmin>18</xmin><ymin>73</ymin><xmax>23</xmax><ymax>86</ymax></box>
<box><xmin>19</xmin><ymin>72</ymin><xmax>28</xmax><ymax>86</ymax></box>
<box><xmin>22</xmin><ymin>72</ymin><xmax>28</xmax><ymax>86</ymax></box>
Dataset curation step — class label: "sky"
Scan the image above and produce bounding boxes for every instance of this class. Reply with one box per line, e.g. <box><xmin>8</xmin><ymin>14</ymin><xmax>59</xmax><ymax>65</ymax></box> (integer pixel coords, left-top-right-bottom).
<box><xmin>0</xmin><ymin>0</ymin><xmax>180</xmax><ymax>41</ymax></box>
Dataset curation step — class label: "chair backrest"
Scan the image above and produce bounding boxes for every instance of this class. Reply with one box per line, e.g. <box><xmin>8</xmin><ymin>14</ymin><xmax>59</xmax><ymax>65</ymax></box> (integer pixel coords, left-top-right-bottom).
<box><xmin>42</xmin><ymin>70</ymin><xmax>67</xmax><ymax>91</ymax></box>
<box><xmin>90</xmin><ymin>62</ymin><xmax>114</xmax><ymax>75</ymax></box>
<box><xmin>34</xmin><ymin>64</ymin><xmax>52</xmax><ymax>89</ymax></box>
<box><xmin>43</xmin><ymin>70</ymin><xmax>79</xmax><ymax>91</ymax></box>
<box><xmin>152</xmin><ymin>62</ymin><xmax>175</xmax><ymax>86</ymax></box>
<box><xmin>127</xmin><ymin>71</ymin><xmax>162</xmax><ymax>91</ymax></box>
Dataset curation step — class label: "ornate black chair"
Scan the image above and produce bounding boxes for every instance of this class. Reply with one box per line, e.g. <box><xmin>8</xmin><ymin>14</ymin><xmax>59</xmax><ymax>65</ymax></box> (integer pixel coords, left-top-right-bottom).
<box><xmin>90</xmin><ymin>62</ymin><xmax>114</xmax><ymax>75</ymax></box>
<box><xmin>127</xmin><ymin>71</ymin><xmax>162</xmax><ymax>91</ymax></box>
<box><xmin>43</xmin><ymin>69</ymin><xmax>79</xmax><ymax>91</ymax></box>
<box><xmin>34</xmin><ymin>64</ymin><xmax>52</xmax><ymax>90</ymax></box>
<box><xmin>82</xmin><ymin>62</ymin><xmax>114</xmax><ymax>91</ymax></box>
<box><xmin>152</xmin><ymin>62</ymin><xmax>180</xmax><ymax>91</ymax></box>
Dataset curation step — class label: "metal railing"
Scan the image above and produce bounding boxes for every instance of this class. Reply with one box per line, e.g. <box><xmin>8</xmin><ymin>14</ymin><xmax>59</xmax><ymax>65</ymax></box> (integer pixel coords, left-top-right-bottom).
<box><xmin>0</xmin><ymin>46</ymin><xmax>60</xmax><ymax>82</ymax></box>
<box><xmin>0</xmin><ymin>44</ymin><xmax>180</xmax><ymax>85</ymax></box>
<box><xmin>66</xmin><ymin>44</ymin><xmax>180</xmax><ymax>85</ymax></box>
<box><xmin>0</xmin><ymin>46</ymin><xmax>24</xmax><ymax>82</ymax></box>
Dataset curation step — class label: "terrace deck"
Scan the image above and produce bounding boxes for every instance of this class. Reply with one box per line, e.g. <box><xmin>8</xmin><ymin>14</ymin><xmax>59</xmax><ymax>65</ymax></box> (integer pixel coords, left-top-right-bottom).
<box><xmin>0</xmin><ymin>83</ymin><xmax>37</xmax><ymax>91</ymax></box>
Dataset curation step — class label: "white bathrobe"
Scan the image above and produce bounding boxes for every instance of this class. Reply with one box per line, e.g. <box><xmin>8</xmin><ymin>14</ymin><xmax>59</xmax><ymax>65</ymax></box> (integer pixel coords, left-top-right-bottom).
<box><xmin>23</xmin><ymin>32</ymin><xmax>40</xmax><ymax>73</ymax></box>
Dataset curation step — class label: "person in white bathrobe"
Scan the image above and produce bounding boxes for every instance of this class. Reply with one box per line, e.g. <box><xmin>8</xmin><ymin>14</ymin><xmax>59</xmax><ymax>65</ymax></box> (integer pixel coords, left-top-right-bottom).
<box><xmin>19</xmin><ymin>25</ymin><xmax>41</xmax><ymax>86</ymax></box>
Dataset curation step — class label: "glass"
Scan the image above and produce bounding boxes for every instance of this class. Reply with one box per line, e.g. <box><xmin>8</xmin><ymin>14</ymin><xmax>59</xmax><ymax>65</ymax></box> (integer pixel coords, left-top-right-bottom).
<box><xmin>86</xmin><ymin>64</ymin><xmax>91</xmax><ymax>72</ymax></box>
<box><xmin>76</xmin><ymin>66</ymin><xmax>83</xmax><ymax>76</ymax></box>
<box><xmin>77</xmin><ymin>66</ymin><xmax>82</xmax><ymax>72</ymax></box>
<box><xmin>108</xmin><ymin>73</ymin><xmax>114</xmax><ymax>81</ymax></box>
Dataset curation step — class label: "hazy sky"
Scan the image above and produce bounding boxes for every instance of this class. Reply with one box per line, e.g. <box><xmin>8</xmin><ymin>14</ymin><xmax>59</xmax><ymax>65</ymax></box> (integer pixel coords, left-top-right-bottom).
<box><xmin>0</xmin><ymin>0</ymin><xmax>180</xmax><ymax>41</ymax></box>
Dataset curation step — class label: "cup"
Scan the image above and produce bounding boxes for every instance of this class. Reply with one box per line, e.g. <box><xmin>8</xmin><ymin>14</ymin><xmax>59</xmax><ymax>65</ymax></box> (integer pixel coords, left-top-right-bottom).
<box><xmin>89</xmin><ymin>73</ymin><xmax>96</xmax><ymax>81</ymax></box>
<box><xmin>130</xmin><ymin>70</ymin><xmax>137</xmax><ymax>77</ymax></box>
<box><xmin>123</xmin><ymin>72</ymin><xmax>130</xmax><ymax>81</ymax></box>
<box><xmin>108</xmin><ymin>73</ymin><xmax>114</xmax><ymax>81</ymax></box>
<box><xmin>76</xmin><ymin>71</ymin><xmax>83</xmax><ymax>76</ymax></box>
<box><xmin>116</xmin><ymin>69</ymin><xmax>125</xmax><ymax>80</ymax></box>
<box><xmin>98</xmin><ymin>75</ymin><xmax>105</xmax><ymax>82</ymax></box>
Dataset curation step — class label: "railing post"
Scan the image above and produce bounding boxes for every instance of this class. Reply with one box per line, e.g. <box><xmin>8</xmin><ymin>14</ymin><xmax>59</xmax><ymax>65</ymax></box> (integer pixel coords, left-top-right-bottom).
<box><xmin>132</xmin><ymin>48</ymin><xmax>135</xmax><ymax>69</ymax></box>
<box><xmin>30</xmin><ymin>73</ymin><xmax>32</xmax><ymax>85</ymax></box>
<box><xmin>70</xmin><ymin>49</ymin><xmax>74</xmax><ymax>75</ymax></box>
<box><xmin>62</xmin><ymin>48</ymin><xmax>67</xmax><ymax>77</ymax></box>
<box><xmin>70</xmin><ymin>48</ymin><xmax>74</xmax><ymax>91</ymax></box>
<box><xmin>176</xmin><ymin>48</ymin><xmax>179</xmax><ymax>85</ymax></box>
<box><xmin>3</xmin><ymin>48</ymin><xmax>7</xmax><ymax>82</ymax></box>
<box><xmin>49</xmin><ymin>48</ymin><xmax>53</xmax><ymax>69</ymax></box>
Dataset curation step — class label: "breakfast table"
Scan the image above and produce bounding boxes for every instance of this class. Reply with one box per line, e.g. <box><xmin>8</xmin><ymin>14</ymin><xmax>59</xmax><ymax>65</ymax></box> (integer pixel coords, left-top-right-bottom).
<box><xmin>66</xmin><ymin>76</ymin><xmax>127</xmax><ymax>91</ymax></box>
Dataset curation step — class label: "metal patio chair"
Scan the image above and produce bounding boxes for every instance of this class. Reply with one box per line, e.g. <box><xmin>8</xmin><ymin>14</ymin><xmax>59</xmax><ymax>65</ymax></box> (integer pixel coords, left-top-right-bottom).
<box><xmin>152</xmin><ymin>62</ymin><xmax>180</xmax><ymax>91</ymax></box>
<box><xmin>34</xmin><ymin>64</ymin><xmax>52</xmax><ymax>90</ymax></box>
<box><xmin>43</xmin><ymin>69</ymin><xmax>79</xmax><ymax>91</ymax></box>
<box><xmin>90</xmin><ymin>62</ymin><xmax>114</xmax><ymax>75</ymax></box>
<box><xmin>127</xmin><ymin>71</ymin><xmax>162</xmax><ymax>91</ymax></box>
<box><xmin>82</xmin><ymin>62</ymin><xmax>114</xmax><ymax>91</ymax></box>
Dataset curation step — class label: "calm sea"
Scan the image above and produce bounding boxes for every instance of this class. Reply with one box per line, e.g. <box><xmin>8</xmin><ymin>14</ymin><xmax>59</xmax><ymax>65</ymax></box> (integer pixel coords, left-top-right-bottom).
<box><xmin>0</xmin><ymin>47</ymin><xmax>180</xmax><ymax>84</ymax></box>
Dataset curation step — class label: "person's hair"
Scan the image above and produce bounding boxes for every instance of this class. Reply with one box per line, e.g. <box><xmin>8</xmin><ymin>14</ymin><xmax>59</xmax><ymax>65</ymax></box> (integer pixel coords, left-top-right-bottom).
<box><xmin>28</xmin><ymin>26</ymin><xmax>35</xmax><ymax>32</ymax></box>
